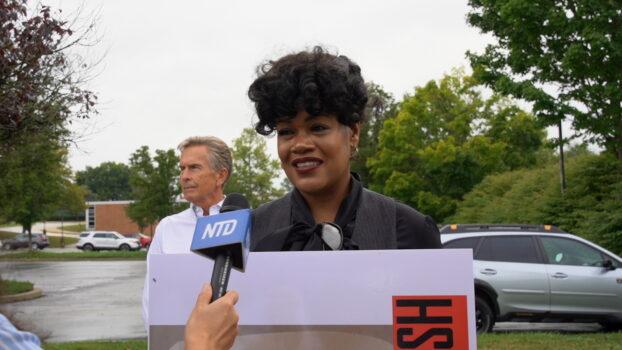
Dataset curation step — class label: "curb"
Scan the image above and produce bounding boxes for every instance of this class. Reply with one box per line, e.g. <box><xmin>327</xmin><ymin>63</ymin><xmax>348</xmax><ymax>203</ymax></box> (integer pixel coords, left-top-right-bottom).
<box><xmin>0</xmin><ymin>288</ymin><xmax>43</xmax><ymax>303</ymax></box>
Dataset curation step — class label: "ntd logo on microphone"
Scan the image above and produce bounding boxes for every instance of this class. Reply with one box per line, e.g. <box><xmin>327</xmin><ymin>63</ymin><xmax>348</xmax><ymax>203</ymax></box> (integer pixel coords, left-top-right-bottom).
<box><xmin>202</xmin><ymin>219</ymin><xmax>237</xmax><ymax>239</ymax></box>
<box><xmin>191</xmin><ymin>209</ymin><xmax>251</xmax><ymax>272</ymax></box>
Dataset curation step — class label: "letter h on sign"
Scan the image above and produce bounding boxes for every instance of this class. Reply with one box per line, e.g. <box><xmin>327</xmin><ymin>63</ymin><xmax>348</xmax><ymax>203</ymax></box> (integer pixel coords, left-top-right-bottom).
<box><xmin>202</xmin><ymin>219</ymin><xmax>237</xmax><ymax>239</ymax></box>
<box><xmin>392</xmin><ymin>295</ymin><xmax>469</xmax><ymax>350</ymax></box>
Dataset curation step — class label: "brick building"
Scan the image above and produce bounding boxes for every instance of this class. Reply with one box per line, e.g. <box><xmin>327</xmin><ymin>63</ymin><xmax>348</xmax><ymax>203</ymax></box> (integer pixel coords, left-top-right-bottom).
<box><xmin>85</xmin><ymin>201</ymin><xmax>157</xmax><ymax>235</ymax></box>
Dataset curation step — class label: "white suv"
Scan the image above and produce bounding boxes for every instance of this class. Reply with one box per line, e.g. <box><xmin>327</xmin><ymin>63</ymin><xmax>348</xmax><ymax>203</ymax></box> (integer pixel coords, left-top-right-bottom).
<box><xmin>76</xmin><ymin>231</ymin><xmax>140</xmax><ymax>251</ymax></box>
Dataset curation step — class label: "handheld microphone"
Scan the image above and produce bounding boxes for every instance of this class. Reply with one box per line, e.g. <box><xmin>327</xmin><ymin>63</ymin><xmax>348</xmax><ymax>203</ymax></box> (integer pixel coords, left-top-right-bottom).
<box><xmin>190</xmin><ymin>193</ymin><xmax>251</xmax><ymax>302</ymax></box>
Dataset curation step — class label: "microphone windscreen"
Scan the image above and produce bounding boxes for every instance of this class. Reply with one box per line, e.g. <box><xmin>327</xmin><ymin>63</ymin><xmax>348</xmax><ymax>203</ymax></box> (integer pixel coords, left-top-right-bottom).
<box><xmin>221</xmin><ymin>193</ymin><xmax>250</xmax><ymax>213</ymax></box>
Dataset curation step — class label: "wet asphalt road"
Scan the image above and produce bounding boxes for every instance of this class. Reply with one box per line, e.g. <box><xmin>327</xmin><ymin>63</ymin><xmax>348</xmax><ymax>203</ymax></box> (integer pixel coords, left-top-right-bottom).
<box><xmin>0</xmin><ymin>260</ymin><xmax>604</xmax><ymax>343</ymax></box>
<box><xmin>0</xmin><ymin>260</ymin><xmax>147</xmax><ymax>342</ymax></box>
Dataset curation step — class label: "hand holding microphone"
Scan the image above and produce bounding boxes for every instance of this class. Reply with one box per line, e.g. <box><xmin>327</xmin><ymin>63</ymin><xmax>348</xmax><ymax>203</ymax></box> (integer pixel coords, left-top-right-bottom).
<box><xmin>186</xmin><ymin>193</ymin><xmax>251</xmax><ymax>349</ymax></box>
<box><xmin>185</xmin><ymin>283</ymin><xmax>239</xmax><ymax>350</ymax></box>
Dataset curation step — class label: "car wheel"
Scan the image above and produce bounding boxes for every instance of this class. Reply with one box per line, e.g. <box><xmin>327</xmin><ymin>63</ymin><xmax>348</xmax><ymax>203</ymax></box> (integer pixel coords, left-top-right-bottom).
<box><xmin>119</xmin><ymin>244</ymin><xmax>130</xmax><ymax>251</ymax></box>
<box><xmin>83</xmin><ymin>244</ymin><xmax>94</xmax><ymax>252</ymax></box>
<box><xmin>600</xmin><ymin>321</ymin><xmax>622</xmax><ymax>332</ymax></box>
<box><xmin>475</xmin><ymin>295</ymin><xmax>495</xmax><ymax>334</ymax></box>
<box><xmin>31</xmin><ymin>243</ymin><xmax>39</xmax><ymax>250</ymax></box>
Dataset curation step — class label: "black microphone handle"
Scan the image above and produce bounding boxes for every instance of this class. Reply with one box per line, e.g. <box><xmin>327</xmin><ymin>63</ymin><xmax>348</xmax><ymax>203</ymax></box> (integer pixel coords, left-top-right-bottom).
<box><xmin>210</xmin><ymin>251</ymin><xmax>232</xmax><ymax>302</ymax></box>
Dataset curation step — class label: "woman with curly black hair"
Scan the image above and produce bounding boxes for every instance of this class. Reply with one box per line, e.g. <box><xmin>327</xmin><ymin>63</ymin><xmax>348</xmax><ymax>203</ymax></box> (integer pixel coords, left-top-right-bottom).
<box><xmin>249</xmin><ymin>47</ymin><xmax>441</xmax><ymax>251</ymax></box>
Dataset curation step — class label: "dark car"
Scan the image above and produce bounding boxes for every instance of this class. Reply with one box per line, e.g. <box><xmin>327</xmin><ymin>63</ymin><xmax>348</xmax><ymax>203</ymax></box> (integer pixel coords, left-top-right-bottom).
<box><xmin>1</xmin><ymin>233</ymin><xmax>49</xmax><ymax>250</ymax></box>
<box><xmin>128</xmin><ymin>233</ymin><xmax>152</xmax><ymax>249</ymax></box>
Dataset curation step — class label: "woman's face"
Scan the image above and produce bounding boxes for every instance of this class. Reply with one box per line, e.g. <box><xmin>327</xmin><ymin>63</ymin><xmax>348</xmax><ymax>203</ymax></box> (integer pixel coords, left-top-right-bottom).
<box><xmin>276</xmin><ymin>111</ymin><xmax>360</xmax><ymax>197</ymax></box>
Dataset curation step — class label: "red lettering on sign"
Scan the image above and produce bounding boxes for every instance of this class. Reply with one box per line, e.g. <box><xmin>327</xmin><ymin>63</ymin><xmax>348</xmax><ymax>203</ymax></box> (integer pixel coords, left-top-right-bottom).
<box><xmin>392</xmin><ymin>295</ymin><xmax>469</xmax><ymax>350</ymax></box>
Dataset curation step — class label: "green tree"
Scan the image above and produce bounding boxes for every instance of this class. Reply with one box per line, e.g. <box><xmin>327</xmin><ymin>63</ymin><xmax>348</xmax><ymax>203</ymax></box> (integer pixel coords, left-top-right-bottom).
<box><xmin>368</xmin><ymin>70</ymin><xmax>547</xmax><ymax>222</ymax></box>
<box><xmin>0</xmin><ymin>136</ymin><xmax>84</xmax><ymax>239</ymax></box>
<box><xmin>466</xmin><ymin>0</ymin><xmax>622</xmax><ymax>159</ymax></box>
<box><xmin>0</xmin><ymin>1</ymin><xmax>97</xmax><ymax>248</ymax></box>
<box><xmin>451</xmin><ymin>152</ymin><xmax>622</xmax><ymax>255</ymax></box>
<box><xmin>225</xmin><ymin>128</ymin><xmax>284</xmax><ymax>208</ymax></box>
<box><xmin>76</xmin><ymin>162</ymin><xmax>132</xmax><ymax>201</ymax></box>
<box><xmin>127</xmin><ymin>146</ymin><xmax>182</xmax><ymax>231</ymax></box>
<box><xmin>351</xmin><ymin>82</ymin><xmax>398</xmax><ymax>186</ymax></box>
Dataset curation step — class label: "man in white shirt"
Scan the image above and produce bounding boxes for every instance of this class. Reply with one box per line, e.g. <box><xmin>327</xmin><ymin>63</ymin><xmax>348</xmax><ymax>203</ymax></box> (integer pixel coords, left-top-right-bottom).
<box><xmin>142</xmin><ymin>136</ymin><xmax>233</xmax><ymax>329</ymax></box>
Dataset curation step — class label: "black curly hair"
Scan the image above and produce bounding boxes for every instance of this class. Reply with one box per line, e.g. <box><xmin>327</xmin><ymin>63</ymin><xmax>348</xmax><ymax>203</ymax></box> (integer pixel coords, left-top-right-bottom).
<box><xmin>248</xmin><ymin>46</ymin><xmax>368</xmax><ymax>135</ymax></box>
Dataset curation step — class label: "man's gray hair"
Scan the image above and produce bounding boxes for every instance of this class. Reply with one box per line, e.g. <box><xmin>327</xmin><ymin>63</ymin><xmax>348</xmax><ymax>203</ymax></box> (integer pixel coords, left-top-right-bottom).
<box><xmin>177</xmin><ymin>136</ymin><xmax>232</xmax><ymax>182</ymax></box>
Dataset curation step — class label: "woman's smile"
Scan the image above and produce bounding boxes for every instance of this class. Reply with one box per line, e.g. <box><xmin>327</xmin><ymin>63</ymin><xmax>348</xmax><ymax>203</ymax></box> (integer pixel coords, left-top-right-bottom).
<box><xmin>292</xmin><ymin>157</ymin><xmax>323</xmax><ymax>174</ymax></box>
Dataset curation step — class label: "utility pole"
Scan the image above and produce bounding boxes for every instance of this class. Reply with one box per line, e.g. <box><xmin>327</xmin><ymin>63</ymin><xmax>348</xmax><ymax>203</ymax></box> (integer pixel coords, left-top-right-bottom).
<box><xmin>60</xmin><ymin>210</ymin><xmax>65</xmax><ymax>248</ymax></box>
<box><xmin>558</xmin><ymin>120</ymin><xmax>566</xmax><ymax>194</ymax></box>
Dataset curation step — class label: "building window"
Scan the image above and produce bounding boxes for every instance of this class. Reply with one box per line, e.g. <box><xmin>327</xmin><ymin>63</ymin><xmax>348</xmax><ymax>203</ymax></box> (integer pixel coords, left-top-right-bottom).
<box><xmin>87</xmin><ymin>206</ymin><xmax>95</xmax><ymax>229</ymax></box>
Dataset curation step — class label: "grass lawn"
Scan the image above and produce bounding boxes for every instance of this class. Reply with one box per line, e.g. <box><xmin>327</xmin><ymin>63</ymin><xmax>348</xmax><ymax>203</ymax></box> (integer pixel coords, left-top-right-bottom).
<box><xmin>45</xmin><ymin>339</ymin><xmax>147</xmax><ymax>350</ymax></box>
<box><xmin>42</xmin><ymin>333</ymin><xmax>622</xmax><ymax>350</ymax></box>
<box><xmin>0</xmin><ymin>279</ymin><xmax>33</xmax><ymax>295</ymax></box>
<box><xmin>0</xmin><ymin>231</ymin><xmax>15</xmax><ymax>240</ymax></box>
<box><xmin>0</xmin><ymin>250</ymin><xmax>146</xmax><ymax>261</ymax></box>
<box><xmin>60</xmin><ymin>223</ymin><xmax>86</xmax><ymax>232</ymax></box>
<box><xmin>478</xmin><ymin>332</ymin><xmax>622</xmax><ymax>349</ymax></box>
<box><xmin>47</xmin><ymin>235</ymin><xmax>79</xmax><ymax>247</ymax></box>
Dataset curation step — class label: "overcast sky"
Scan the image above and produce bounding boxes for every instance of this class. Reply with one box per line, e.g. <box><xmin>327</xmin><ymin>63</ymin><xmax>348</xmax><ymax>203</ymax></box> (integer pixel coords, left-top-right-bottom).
<box><xmin>49</xmin><ymin>0</ymin><xmax>497</xmax><ymax>171</ymax></box>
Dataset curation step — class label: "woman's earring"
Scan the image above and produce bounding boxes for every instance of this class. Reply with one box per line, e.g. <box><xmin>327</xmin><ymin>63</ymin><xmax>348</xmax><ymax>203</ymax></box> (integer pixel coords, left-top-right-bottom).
<box><xmin>350</xmin><ymin>145</ymin><xmax>359</xmax><ymax>159</ymax></box>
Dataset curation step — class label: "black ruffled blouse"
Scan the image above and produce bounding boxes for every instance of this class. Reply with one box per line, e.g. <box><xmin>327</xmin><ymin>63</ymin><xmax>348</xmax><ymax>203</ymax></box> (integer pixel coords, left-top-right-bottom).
<box><xmin>253</xmin><ymin>174</ymin><xmax>441</xmax><ymax>251</ymax></box>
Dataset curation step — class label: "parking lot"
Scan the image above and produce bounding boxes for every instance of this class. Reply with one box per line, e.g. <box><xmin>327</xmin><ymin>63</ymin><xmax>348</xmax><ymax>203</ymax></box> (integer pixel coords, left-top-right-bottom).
<box><xmin>1</xmin><ymin>260</ymin><xmax>147</xmax><ymax>342</ymax></box>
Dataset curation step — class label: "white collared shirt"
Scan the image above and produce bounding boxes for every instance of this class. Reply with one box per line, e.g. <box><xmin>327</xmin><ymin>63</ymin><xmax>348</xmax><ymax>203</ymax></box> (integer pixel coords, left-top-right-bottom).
<box><xmin>142</xmin><ymin>197</ymin><xmax>224</xmax><ymax>330</ymax></box>
<box><xmin>191</xmin><ymin>201</ymin><xmax>223</xmax><ymax>219</ymax></box>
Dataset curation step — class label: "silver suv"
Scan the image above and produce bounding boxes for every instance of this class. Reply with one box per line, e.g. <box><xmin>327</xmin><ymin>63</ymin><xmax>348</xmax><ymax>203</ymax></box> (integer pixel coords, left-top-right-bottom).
<box><xmin>76</xmin><ymin>231</ymin><xmax>140</xmax><ymax>251</ymax></box>
<box><xmin>441</xmin><ymin>224</ymin><xmax>622</xmax><ymax>333</ymax></box>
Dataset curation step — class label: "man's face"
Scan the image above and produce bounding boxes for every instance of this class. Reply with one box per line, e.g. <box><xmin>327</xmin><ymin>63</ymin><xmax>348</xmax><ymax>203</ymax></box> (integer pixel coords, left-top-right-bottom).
<box><xmin>179</xmin><ymin>145</ymin><xmax>226</xmax><ymax>208</ymax></box>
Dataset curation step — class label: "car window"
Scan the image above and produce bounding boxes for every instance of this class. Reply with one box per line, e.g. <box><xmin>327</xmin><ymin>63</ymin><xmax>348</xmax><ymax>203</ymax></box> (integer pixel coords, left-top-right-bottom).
<box><xmin>443</xmin><ymin>237</ymin><xmax>480</xmax><ymax>251</ymax></box>
<box><xmin>80</xmin><ymin>233</ymin><xmax>89</xmax><ymax>238</ymax></box>
<box><xmin>107</xmin><ymin>233</ymin><xmax>118</xmax><ymax>239</ymax></box>
<box><xmin>540</xmin><ymin>236</ymin><xmax>605</xmax><ymax>267</ymax></box>
<box><xmin>93</xmin><ymin>233</ymin><xmax>106</xmax><ymax>238</ymax></box>
<box><xmin>476</xmin><ymin>236</ymin><xmax>539</xmax><ymax>263</ymax></box>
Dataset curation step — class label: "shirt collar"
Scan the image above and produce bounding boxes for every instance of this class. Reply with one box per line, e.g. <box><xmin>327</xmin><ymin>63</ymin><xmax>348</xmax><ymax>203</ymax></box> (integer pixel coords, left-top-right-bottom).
<box><xmin>191</xmin><ymin>196</ymin><xmax>225</xmax><ymax>217</ymax></box>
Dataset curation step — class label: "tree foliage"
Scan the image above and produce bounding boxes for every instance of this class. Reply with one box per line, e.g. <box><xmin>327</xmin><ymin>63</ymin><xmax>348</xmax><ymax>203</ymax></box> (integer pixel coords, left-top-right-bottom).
<box><xmin>225</xmin><ymin>128</ymin><xmax>284</xmax><ymax>208</ymax></box>
<box><xmin>368</xmin><ymin>70</ymin><xmax>547</xmax><ymax>222</ymax></box>
<box><xmin>127</xmin><ymin>146</ymin><xmax>183</xmax><ymax>231</ymax></box>
<box><xmin>0</xmin><ymin>136</ymin><xmax>85</xmax><ymax>234</ymax></box>
<box><xmin>451</xmin><ymin>152</ymin><xmax>622</xmax><ymax>255</ymax></box>
<box><xmin>76</xmin><ymin>162</ymin><xmax>132</xmax><ymax>201</ymax></box>
<box><xmin>467</xmin><ymin>0</ymin><xmax>622</xmax><ymax>159</ymax></box>
<box><xmin>351</xmin><ymin>82</ymin><xmax>398</xmax><ymax>186</ymax></box>
<box><xmin>0</xmin><ymin>0</ymin><xmax>97</xmax><ymax>242</ymax></box>
<box><xmin>0</xmin><ymin>0</ymin><xmax>97</xmax><ymax>152</ymax></box>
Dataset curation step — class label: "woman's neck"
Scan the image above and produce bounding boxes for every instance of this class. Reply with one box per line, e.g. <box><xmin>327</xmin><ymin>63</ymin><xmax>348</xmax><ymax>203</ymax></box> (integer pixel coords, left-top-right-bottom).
<box><xmin>300</xmin><ymin>175</ymin><xmax>352</xmax><ymax>223</ymax></box>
